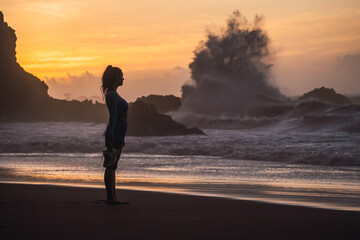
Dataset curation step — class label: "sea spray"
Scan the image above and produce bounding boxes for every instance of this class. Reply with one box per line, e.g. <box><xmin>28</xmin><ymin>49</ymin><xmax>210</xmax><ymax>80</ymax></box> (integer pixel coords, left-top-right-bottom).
<box><xmin>180</xmin><ymin>10</ymin><xmax>284</xmax><ymax>119</ymax></box>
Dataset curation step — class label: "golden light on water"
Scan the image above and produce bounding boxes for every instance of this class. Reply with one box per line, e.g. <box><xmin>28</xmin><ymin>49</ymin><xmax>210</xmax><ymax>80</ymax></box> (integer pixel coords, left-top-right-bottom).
<box><xmin>4</xmin><ymin>167</ymin><xmax>360</xmax><ymax>211</ymax></box>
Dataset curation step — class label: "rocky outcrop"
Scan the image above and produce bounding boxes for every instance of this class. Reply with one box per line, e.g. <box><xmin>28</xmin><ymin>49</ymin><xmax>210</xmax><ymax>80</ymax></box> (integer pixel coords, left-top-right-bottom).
<box><xmin>0</xmin><ymin>11</ymin><xmax>51</xmax><ymax>120</ymax></box>
<box><xmin>299</xmin><ymin>87</ymin><xmax>351</xmax><ymax>106</ymax></box>
<box><xmin>0</xmin><ymin>11</ymin><xmax>16</xmax><ymax>66</ymax></box>
<box><xmin>127</xmin><ymin>100</ymin><xmax>204</xmax><ymax>136</ymax></box>
<box><xmin>137</xmin><ymin>94</ymin><xmax>181</xmax><ymax>113</ymax></box>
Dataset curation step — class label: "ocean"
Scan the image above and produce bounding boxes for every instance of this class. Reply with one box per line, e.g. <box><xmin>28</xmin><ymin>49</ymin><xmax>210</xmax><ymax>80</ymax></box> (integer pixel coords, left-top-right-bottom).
<box><xmin>0</xmin><ymin>121</ymin><xmax>359</xmax><ymax>211</ymax></box>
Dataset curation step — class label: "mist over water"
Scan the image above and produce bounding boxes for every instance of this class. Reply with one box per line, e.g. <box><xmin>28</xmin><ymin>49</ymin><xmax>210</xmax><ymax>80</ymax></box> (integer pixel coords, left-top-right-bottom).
<box><xmin>172</xmin><ymin>11</ymin><xmax>360</xmax><ymax>135</ymax></box>
<box><xmin>180</xmin><ymin>11</ymin><xmax>284</xmax><ymax>118</ymax></box>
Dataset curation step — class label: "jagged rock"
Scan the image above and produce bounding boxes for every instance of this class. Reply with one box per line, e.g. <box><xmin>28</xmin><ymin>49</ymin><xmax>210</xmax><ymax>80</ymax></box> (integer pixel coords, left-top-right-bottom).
<box><xmin>299</xmin><ymin>87</ymin><xmax>351</xmax><ymax>106</ymax></box>
<box><xmin>137</xmin><ymin>94</ymin><xmax>181</xmax><ymax>113</ymax></box>
<box><xmin>0</xmin><ymin>12</ymin><xmax>108</xmax><ymax>122</ymax></box>
<box><xmin>0</xmin><ymin>11</ymin><xmax>51</xmax><ymax>121</ymax></box>
<box><xmin>127</xmin><ymin>100</ymin><xmax>204</xmax><ymax>136</ymax></box>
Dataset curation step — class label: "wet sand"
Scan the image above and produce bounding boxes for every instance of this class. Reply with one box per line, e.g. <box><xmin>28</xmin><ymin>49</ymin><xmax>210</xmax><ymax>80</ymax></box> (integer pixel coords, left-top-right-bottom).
<box><xmin>0</xmin><ymin>183</ymin><xmax>359</xmax><ymax>240</ymax></box>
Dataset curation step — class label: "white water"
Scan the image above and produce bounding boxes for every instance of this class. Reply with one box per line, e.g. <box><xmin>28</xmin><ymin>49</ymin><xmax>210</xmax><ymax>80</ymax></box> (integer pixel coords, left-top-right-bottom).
<box><xmin>0</xmin><ymin>122</ymin><xmax>359</xmax><ymax>211</ymax></box>
<box><xmin>0</xmin><ymin>122</ymin><xmax>359</xmax><ymax>166</ymax></box>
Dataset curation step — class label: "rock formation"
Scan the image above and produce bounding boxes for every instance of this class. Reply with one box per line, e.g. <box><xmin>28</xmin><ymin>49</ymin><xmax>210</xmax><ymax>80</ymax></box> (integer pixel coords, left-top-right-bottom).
<box><xmin>299</xmin><ymin>87</ymin><xmax>351</xmax><ymax>106</ymax></box>
<box><xmin>137</xmin><ymin>94</ymin><xmax>181</xmax><ymax>113</ymax></box>
<box><xmin>0</xmin><ymin>11</ymin><xmax>50</xmax><ymax>121</ymax></box>
<box><xmin>127</xmin><ymin>100</ymin><xmax>204</xmax><ymax>136</ymax></box>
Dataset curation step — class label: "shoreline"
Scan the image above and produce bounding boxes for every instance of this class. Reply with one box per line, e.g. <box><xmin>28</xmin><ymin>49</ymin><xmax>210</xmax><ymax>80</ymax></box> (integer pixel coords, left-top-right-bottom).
<box><xmin>1</xmin><ymin>183</ymin><xmax>359</xmax><ymax>239</ymax></box>
<box><xmin>1</xmin><ymin>180</ymin><xmax>360</xmax><ymax>212</ymax></box>
<box><xmin>3</xmin><ymin>179</ymin><xmax>360</xmax><ymax>212</ymax></box>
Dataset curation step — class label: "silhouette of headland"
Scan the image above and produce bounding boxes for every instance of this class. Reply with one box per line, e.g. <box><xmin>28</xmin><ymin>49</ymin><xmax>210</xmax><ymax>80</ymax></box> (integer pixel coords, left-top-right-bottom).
<box><xmin>0</xmin><ymin>11</ymin><xmax>107</xmax><ymax>122</ymax></box>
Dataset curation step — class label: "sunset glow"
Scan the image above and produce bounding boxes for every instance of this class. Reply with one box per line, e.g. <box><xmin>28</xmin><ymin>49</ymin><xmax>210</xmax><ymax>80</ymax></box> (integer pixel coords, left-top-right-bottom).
<box><xmin>1</xmin><ymin>0</ymin><xmax>360</xmax><ymax>101</ymax></box>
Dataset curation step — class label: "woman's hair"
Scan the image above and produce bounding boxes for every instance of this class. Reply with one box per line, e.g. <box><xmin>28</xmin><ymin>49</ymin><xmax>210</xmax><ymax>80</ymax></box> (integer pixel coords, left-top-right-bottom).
<box><xmin>101</xmin><ymin>65</ymin><xmax>123</xmax><ymax>96</ymax></box>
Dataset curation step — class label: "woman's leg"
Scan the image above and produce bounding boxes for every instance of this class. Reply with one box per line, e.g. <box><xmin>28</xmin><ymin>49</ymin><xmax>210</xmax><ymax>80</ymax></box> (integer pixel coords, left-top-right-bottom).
<box><xmin>112</xmin><ymin>168</ymin><xmax>117</xmax><ymax>199</ymax></box>
<box><xmin>104</xmin><ymin>147</ymin><xmax>122</xmax><ymax>202</ymax></box>
<box><xmin>112</xmin><ymin>147</ymin><xmax>122</xmax><ymax>199</ymax></box>
<box><xmin>104</xmin><ymin>168</ymin><xmax>115</xmax><ymax>201</ymax></box>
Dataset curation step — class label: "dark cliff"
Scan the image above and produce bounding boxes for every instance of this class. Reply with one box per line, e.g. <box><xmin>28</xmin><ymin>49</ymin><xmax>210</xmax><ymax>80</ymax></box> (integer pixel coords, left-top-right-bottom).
<box><xmin>0</xmin><ymin>11</ymin><xmax>107</xmax><ymax>122</ymax></box>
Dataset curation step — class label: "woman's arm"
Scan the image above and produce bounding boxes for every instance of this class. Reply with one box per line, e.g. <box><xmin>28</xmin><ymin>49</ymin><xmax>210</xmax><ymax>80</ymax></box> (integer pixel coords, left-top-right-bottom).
<box><xmin>105</xmin><ymin>91</ymin><xmax>118</xmax><ymax>148</ymax></box>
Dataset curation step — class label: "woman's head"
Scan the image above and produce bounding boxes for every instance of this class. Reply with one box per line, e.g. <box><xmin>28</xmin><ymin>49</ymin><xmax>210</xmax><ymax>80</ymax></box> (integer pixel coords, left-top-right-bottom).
<box><xmin>101</xmin><ymin>65</ymin><xmax>124</xmax><ymax>94</ymax></box>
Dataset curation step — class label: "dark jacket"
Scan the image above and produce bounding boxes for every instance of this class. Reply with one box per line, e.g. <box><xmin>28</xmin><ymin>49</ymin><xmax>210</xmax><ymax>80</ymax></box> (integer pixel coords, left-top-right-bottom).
<box><xmin>105</xmin><ymin>90</ymin><xmax>128</xmax><ymax>148</ymax></box>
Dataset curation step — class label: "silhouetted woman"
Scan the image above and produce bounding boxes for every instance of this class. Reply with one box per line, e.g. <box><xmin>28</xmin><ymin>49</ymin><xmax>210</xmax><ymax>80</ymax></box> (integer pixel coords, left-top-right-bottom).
<box><xmin>101</xmin><ymin>65</ymin><xmax>129</xmax><ymax>204</ymax></box>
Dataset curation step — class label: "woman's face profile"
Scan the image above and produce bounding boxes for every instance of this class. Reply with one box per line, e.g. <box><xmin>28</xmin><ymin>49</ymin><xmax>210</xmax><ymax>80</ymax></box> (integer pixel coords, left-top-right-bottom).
<box><xmin>115</xmin><ymin>74</ymin><xmax>124</xmax><ymax>87</ymax></box>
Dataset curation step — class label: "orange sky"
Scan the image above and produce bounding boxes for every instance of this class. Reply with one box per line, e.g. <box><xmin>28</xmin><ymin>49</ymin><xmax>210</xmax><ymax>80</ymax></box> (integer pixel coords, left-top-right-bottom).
<box><xmin>1</xmin><ymin>0</ymin><xmax>360</xmax><ymax>101</ymax></box>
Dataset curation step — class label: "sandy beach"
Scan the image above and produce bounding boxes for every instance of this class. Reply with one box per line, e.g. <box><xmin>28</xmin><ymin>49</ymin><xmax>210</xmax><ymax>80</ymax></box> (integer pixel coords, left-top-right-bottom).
<box><xmin>0</xmin><ymin>183</ymin><xmax>359</xmax><ymax>240</ymax></box>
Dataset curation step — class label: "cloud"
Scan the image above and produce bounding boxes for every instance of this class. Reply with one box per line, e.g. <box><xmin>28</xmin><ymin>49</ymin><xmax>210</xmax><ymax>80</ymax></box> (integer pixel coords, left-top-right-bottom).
<box><xmin>121</xmin><ymin>67</ymin><xmax>190</xmax><ymax>101</ymax></box>
<box><xmin>44</xmin><ymin>71</ymin><xmax>102</xmax><ymax>101</ymax></box>
<box><xmin>43</xmin><ymin>67</ymin><xmax>190</xmax><ymax>102</ymax></box>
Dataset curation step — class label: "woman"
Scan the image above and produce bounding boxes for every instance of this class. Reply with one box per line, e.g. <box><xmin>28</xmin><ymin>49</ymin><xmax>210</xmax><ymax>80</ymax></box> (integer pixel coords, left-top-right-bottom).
<box><xmin>101</xmin><ymin>65</ymin><xmax>129</xmax><ymax>204</ymax></box>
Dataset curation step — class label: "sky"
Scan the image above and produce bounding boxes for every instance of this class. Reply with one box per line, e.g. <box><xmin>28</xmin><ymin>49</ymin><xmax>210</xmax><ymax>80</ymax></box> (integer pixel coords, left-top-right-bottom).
<box><xmin>1</xmin><ymin>0</ymin><xmax>360</xmax><ymax>101</ymax></box>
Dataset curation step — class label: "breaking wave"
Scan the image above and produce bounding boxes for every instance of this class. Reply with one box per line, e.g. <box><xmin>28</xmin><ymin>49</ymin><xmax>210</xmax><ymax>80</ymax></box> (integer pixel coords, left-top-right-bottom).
<box><xmin>0</xmin><ymin>114</ymin><xmax>359</xmax><ymax>166</ymax></box>
<box><xmin>171</xmin><ymin>101</ymin><xmax>360</xmax><ymax>133</ymax></box>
